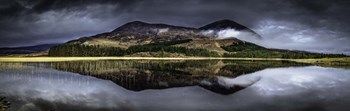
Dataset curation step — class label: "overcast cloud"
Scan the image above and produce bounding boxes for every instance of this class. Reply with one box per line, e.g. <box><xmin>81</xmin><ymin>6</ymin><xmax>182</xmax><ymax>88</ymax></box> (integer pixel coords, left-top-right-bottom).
<box><xmin>0</xmin><ymin>0</ymin><xmax>349</xmax><ymax>54</ymax></box>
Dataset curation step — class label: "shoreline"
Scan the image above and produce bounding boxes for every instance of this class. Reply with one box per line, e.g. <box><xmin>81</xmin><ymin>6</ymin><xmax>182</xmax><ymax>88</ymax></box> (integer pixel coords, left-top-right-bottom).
<box><xmin>0</xmin><ymin>57</ymin><xmax>349</xmax><ymax>65</ymax></box>
<box><xmin>0</xmin><ymin>57</ymin><xmax>291</xmax><ymax>62</ymax></box>
<box><xmin>0</xmin><ymin>57</ymin><xmax>349</xmax><ymax>68</ymax></box>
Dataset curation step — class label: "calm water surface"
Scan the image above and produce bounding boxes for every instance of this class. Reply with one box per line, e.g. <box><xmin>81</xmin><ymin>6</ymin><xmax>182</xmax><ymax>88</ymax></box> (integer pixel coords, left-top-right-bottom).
<box><xmin>0</xmin><ymin>60</ymin><xmax>349</xmax><ymax>111</ymax></box>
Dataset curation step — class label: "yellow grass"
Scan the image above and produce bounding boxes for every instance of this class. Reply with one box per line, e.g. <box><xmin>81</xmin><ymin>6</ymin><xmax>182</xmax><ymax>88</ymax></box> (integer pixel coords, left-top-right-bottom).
<box><xmin>0</xmin><ymin>57</ymin><xmax>349</xmax><ymax>66</ymax></box>
<box><xmin>0</xmin><ymin>57</ymin><xmax>290</xmax><ymax>62</ymax></box>
<box><xmin>292</xmin><ymin>57</ymin><xmax>350</xmax><ymax>65</ymax></box>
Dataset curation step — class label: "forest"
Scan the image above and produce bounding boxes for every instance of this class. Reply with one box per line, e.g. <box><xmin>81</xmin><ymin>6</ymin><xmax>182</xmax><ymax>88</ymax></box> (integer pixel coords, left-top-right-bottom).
<box><xmin>221</xmin><ymin>43</ymin><xmax>347</xmax><ymax>58</ymax></box>
<box><xmin>48</xmin><ymin>41</ymin><xmax>347</xmax><ymax>58</ymax></box>
<box><xmin>48</xmin><ymin>43</ymin><xmax>220</xmax><ymax>57</ymax></box>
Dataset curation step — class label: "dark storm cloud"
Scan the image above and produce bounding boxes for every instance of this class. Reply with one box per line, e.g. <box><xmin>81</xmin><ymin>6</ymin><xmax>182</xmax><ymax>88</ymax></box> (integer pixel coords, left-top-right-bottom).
<box><xmin>0</xmin><ymin>0</ymin><xmax>138</xmax><ymax>46</ymax></box>
<box><xmin>0</xmin><ymin>0</ymin><xmax>349</xmax><ymax>54</ymax></box>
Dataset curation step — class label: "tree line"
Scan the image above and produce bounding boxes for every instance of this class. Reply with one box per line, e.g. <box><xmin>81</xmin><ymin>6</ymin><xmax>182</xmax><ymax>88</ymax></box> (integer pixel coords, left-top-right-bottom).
<box><xmin>49</xmin><ymin>44</ymin><xmax>125</xmax><ymax>56</ymax></box>
<box><xmin>49</xmin><ymin>42</ymin><xmax>347</xmax><ymax>58</ymax></box>
<box><xmin>48</xmin><ymin>43</ymin><xmax>220</xmax><ymax>57</ymax></box>
<box><xmin>221</xmin><ymin>44</ymin><xmax>347</xmax><ymax>59</ymax></box>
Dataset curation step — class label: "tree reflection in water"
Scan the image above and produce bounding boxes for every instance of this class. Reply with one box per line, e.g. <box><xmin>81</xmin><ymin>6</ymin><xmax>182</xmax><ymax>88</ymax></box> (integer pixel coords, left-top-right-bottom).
<box><xmin>49</xmin><ymin>60</ymin><xmax>307</xmax><ymax>93</ymax></box>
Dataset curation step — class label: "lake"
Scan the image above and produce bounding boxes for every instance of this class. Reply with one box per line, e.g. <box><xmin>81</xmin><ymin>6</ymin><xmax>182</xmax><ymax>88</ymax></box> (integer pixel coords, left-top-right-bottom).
<box><xmin>0</xmin><ymin>60</ymin><xmax>349</xmax><ymax>111</ymax></box>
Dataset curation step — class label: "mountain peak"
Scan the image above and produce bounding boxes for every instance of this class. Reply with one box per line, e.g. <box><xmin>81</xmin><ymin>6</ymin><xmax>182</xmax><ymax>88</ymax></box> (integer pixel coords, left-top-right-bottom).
<box><xmin>214</xmin><ymin>19</ymin><xmax>236</xmax><ymax>23</ymax></box>
<box><xmin>112</xmin><ymin>21</ymin><xmax>198</xmax><ymax>34</ymax></box>
<box><xmin>115</xmin><ymin>21</ymin><xmax>149</xmax><ymax>29</ymax></box>
<box><xmin>199</xmin><ymin>19</ymin><xmax>262</xmax><ymax>39</ymax></box>
<box><xmin>125</xmin><ymin>21</ymin><xmax>149</xmax><ymax>25</ymax></box>
<box><xmin>112</xmin><ymin>21</ymin><xmax>151</xmax><ymax>33</ymax></box>
<box><xmin>199</xmin><ymin>19</ymin><xmax>249</xmax><ymax>30</ymax></box>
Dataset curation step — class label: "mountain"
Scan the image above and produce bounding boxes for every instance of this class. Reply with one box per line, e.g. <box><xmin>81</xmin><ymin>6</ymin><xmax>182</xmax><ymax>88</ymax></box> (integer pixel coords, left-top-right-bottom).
<box><xmin>55</xmin><ymin>19</ymin><xmax>257</xmax><ymax>53</ymax></box>
<box><xmin>199</xmin><ymin>19</ymin><xmax>262</xmax><ymax>39</ymax></box>
<box><xmin>0</xmin><ymin>44</ymin><xmax>59</xmax><ymax>55</ymax></box>
<box><xmin>48</xmin><ymin>20</ymin><xmax>345</xmax><ymax>58</ymax></box>
<box><xmin>200</xmin><ymin>19</ymin><xmax>250</xmax><ymax>30</ymax></box>
<box><xmin>112</xmin><ymin>21</ymin><xmax>198</xmax><ymax>35</ymax></box>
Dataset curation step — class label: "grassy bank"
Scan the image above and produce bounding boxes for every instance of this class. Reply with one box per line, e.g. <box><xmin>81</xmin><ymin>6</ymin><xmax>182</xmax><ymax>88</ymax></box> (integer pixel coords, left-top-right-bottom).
<box><xmin>0</xmin><ymin>56</ymin><xmax>349</xmax><ymax>66</ymax></box>
<box><xmin>0</xmin><ymin>57</ymin><xmax>290</xmax><ymax>62</ymax></box>
<box><xmin>291</xmin><ymin>57</ymin><xmax>350</xmax><ymax>68</ymax></box>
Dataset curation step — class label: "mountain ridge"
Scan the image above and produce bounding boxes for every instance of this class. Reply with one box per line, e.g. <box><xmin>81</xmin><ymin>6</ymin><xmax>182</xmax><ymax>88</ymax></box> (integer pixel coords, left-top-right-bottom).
<box><xmin>64</xmin><ymin>19</ymin><xmax>261</xmax><ymax>48</ymax></box>
<box><xmin>112</xmin><ymin>21</ymin><xmax>198</xmax><ymax>33</ymax></box>
<box><xmin>199</xmin><ymin>19</ymin><xmax>250</xmax><ymax>30</ymax></box>
<box><xmin>199</xmin><ymin>19</ymin><xmax>262</xmax><ymax>39</ymax></box>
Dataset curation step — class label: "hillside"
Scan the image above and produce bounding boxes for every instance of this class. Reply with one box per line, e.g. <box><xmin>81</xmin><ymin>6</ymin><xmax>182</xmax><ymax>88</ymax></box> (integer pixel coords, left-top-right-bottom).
<box><xmin>0</xmin><ymin>44</ymin><xmax>59</xmax><ymax>56</ymax></box>
<box><xmin>48</xmin><ymin>20</ymin><xmax>346</xmax><ymax>58</ymax></box>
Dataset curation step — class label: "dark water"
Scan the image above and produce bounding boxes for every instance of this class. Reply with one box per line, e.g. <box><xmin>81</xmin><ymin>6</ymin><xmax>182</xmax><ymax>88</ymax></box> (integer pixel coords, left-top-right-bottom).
<box><xmin>0</xmin><ymin>60</ymin><xmax>349</xmax><ymax>111</ymax></box>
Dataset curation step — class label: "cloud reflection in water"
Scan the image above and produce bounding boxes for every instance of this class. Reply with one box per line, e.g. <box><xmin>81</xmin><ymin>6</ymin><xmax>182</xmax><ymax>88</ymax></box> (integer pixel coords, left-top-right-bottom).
<box><xmin>0</xmin><ymin>64</ymin><xmax>350</xmax><ymax>111</ymax></box>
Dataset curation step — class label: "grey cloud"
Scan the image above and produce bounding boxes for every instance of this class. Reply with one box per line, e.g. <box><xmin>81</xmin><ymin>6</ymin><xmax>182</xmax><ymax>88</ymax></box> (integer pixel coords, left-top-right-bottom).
<box><xmin>0</xmin><ymin>0</ymin><xmax>349</xmax><ymax>54</ymax></box>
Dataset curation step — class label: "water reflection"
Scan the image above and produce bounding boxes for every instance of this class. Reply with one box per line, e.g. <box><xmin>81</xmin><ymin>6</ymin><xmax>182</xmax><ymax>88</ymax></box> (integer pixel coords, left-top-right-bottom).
<box><xmin>0</xmin><ymin>61</ymin><xmax>349</xmax><ymax>111</ymax></box>
<box><xmin>49</xmin><ymin>60</ymin><xmax>307</xmax><ymax>92</ymax></box>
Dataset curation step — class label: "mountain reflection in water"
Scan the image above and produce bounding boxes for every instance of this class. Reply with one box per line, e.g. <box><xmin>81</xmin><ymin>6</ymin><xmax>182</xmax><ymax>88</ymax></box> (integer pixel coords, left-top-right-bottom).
<box><xmin>0</xmin><ymin>60</ymin><xmax>349</xmax><ymax>111</ymax></box>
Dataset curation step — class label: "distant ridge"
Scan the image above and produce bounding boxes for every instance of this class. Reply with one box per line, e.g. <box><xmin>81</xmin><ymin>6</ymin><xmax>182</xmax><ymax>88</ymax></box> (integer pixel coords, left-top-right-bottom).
<box><xmin>0</xmin><ymin>44</ymin><xmax>59</xmax><ymax>55</ymax></box>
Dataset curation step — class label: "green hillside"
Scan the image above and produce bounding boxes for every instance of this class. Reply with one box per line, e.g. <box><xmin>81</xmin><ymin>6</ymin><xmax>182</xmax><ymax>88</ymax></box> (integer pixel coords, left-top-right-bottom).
<box><xmin>48</xmin><ymin>39</ymin><xmax>346</xmax><ymax>58</ymax></box>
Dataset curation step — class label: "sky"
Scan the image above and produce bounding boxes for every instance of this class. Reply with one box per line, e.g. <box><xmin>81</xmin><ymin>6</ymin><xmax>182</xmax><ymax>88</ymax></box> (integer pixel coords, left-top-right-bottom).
<box><xmin>0</xmin><ymin>0</ymin><xmax>349</xmax><ymax>54</ymax></box>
